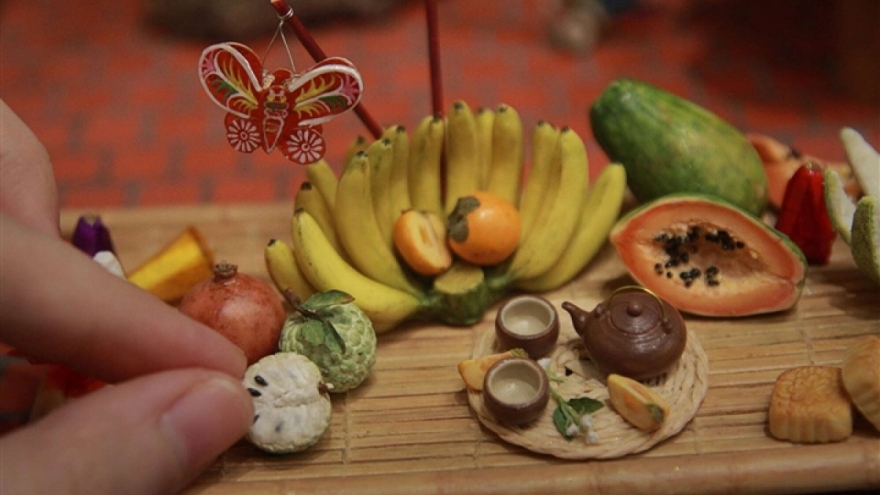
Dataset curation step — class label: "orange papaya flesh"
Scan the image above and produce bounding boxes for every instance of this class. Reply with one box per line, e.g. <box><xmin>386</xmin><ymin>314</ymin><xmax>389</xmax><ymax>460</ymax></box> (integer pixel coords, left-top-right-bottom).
<box><xmin>610</xmin><ymin>194</ymin><xmax>807</xmax><ymax>317</ymax></box>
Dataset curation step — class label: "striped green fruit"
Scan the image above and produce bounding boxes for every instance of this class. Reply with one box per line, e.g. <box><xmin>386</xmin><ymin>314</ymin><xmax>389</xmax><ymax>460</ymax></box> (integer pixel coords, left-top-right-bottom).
<box><xmin>590</xmin><ymin>78</ymin><xmax>768</xmax><ymax>216</ymax></box>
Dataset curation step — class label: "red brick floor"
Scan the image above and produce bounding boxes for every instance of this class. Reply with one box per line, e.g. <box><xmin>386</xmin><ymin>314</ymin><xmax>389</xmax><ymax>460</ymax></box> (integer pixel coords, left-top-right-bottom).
<box><xmin>1</xmin><ymin>0</ymin><xmax>878</xmax><ymax>210</ymax></box>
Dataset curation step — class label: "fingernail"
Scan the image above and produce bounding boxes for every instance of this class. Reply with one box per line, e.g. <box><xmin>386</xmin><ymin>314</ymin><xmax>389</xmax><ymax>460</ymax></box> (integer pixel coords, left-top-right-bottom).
<box><xmin>233</xmin><ymin>348</ymin><xmax>248</xmax><ymax>378</ymax></box>
<box><xmin>162</xmin><ymin>376</ymin><xmax>253</xmax><ymax>472</ymax></box>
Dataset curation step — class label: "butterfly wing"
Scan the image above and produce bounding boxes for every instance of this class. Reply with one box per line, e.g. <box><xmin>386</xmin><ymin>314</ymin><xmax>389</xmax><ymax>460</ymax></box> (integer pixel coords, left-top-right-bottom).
<box><xmin>278</xmin><ymin>125</ymin><xmax>326</xmax><ymax>164</ymax></box>
<box><xmin>286</xmin><ymin>57</ymin><xmax>364</xmax><ymax>127</ymax></box>
<box><xmin>198</xmin><ymin>42</ymin><xmax>263</xmax><ymax>118</ymax></box>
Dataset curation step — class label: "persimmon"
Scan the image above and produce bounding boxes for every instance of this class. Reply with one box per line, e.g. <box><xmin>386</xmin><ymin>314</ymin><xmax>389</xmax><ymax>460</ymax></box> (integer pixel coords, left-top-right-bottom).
<box><xmin>447</xmin><ymin>191</ymin><xmax>521</xmax><ymax>266</ymax></box>
<box><xmin>393</xmin><ymin>209</ymin><xmax>452</xmax><ymax>276</ymax></box>
<box><xmin>747</xmin><ymin>133</ymin><xmax>860</xmax><ymax>210</ymax></box>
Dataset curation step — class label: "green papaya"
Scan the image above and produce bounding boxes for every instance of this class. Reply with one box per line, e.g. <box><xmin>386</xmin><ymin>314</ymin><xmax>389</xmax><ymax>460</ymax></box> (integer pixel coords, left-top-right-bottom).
<box><xmin>590</xmin><ymin>79</ymin><xmax>768</xmax><ymax>216</ymax></box>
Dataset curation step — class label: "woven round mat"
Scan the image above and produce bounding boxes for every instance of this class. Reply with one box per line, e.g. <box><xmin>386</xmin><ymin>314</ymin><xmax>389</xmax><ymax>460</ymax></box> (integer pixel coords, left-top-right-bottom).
<box><xmin>467</xmin><ymin>327</ymin><xmax>709</xmax><ymax>459</ymax></box>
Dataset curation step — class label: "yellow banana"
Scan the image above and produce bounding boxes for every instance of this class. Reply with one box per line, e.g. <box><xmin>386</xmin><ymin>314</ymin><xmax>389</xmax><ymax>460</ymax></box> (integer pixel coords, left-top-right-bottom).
<box><xmin>335</xmin><ymin>151</ymin><xmax>424</xmax><ymax>296</ymax></box>
<box><xmin>384</xmin><ymin>125</ymin><xmax>412</xmax><ymax>234</ymax></box>
<box><xmin>444</xmin><ymin>101</ymin><xmax>481</xmax><ymax>214</ymax></box>
<box><xmin>294</xmin><ymin>181</ymin><xmax>344</xmax><ymax>256</ymax></box>
<box><xmin>291</xmin><ymin>210</ymin><xmax>423</xmax><ymax>333</ymax></box>
<box><xmin>408</xmin><ymin>114</ymin><xmax>445</xmax><ymax>218</ymax></box>
<box><xmin>484</xmin><ymin>104</ymin><xmax>524</xmax><ymax>206</ymax></box>
<box><xmin>518</xmin><ymin>121</ymin><xmax>560</xmax><ymax>234</ymax></box>
<box><xmin>515</xmin><ymin>163</ymin><xmax>627</xmax><ymax>292</ymax></box>
<box><xmin>474</xmin><ymin>107</ymin><xmax>495</xmax><ymax>189</ymax></box>
<box><xmin>264</xmin><ymin>238</ymin><xmax>316</xmax><ymax>301</ymax></box>
<box><xmin>305</xmin><ymin>159</ymin><xmax>338</xmax><ymax>214</ymax></box>
<box><xmin>367</xmin><ymin>137</ymin><xmax>397</xmax><ymax>248</ymax></box>
<box><xmin>506</xmin><ymin>126</ymin><xmax>589</xmax><ymax>281</ymax></box>
<box><xmin>343</xmin><ymin>135</ymin><xmax>369</xmax><ymax>169</ymax></box>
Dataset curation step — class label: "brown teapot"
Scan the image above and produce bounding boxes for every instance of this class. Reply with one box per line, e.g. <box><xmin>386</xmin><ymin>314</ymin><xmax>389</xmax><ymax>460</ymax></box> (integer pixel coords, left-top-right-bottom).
<box><xmin>561</xmin><ymin>286</ymin><xmax>687</xmax><ymax>380</ymax></box>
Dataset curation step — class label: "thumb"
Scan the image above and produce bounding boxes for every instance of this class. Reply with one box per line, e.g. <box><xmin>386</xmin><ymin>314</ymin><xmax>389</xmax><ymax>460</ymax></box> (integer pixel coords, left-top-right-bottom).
<box><xmin>0</xmin><ymin>368</ymin><xmax>253</xmax><ymax>495</ymax></box>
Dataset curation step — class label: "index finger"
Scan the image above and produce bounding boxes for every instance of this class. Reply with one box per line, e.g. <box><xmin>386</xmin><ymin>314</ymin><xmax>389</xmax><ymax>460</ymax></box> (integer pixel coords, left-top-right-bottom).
<box><xmin>0</xmin><ymin>213</ymin><xmax>248</xmax><ymax>382</ymax></box>
<box><xmin>0</xmin><ymin>99</ymin><xmax>60</xmax><ymax>237</ymax></box>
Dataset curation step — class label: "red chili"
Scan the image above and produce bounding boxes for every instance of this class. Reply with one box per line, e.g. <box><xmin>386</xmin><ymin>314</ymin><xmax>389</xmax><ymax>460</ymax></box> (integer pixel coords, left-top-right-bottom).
<box><xmin>774</xmin><ymin>162</ymin><xmax>836</xmax><ymax>265</ymax></box>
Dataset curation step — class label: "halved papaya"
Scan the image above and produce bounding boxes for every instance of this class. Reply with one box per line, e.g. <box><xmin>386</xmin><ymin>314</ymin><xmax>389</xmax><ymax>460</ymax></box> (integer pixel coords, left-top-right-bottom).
<box><xmin>610</xmin><ymin>194</ymin><xmax>807</xmax><ymax>317</ymax></box>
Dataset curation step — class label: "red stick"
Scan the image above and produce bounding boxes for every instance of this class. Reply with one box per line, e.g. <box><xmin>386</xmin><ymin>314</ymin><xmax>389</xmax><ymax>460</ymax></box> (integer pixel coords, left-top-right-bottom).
<box><xmin>425</xmin><ymin>0</ymin><xmax>444</xmax><ymax>117</ymax></box>
<box><xmin>269</xmin><ymin>0</ymin><xmax>383</xmax><ymax>139</ymax></box>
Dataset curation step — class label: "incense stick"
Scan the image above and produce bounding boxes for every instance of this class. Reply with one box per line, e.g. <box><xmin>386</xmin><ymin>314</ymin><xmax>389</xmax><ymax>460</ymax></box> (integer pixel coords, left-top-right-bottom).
<box><xmin>425</xmin><ymin>0</ymin><xmax>444</xmax><ymax>117</ymax></box>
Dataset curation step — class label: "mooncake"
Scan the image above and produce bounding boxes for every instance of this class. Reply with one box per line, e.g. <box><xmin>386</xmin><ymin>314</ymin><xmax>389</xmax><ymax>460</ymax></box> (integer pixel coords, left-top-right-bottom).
<box><xmin>841</xmin><ymin>335</ymin><xmax>880</xmax><ymax>432</ymax></box>
<box><xmin>768</xmin><ymin>366</ymin><xmax>852</xmax><ymax>443</ymax></box>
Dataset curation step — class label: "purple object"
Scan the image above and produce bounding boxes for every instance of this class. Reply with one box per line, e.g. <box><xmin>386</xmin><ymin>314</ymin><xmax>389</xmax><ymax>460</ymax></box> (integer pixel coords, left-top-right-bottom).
<box><xmin>71</xmin><ymin>214</ymin><xmax>115</xmax><ymax>256</ymax></box>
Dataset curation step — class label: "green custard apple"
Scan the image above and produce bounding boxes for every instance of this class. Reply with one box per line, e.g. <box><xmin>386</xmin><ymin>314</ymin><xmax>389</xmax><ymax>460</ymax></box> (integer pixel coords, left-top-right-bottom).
<box><xmin>279</xmin><ymin>290</ymin><xmax>377</xmax><ymax>392</ymax></box>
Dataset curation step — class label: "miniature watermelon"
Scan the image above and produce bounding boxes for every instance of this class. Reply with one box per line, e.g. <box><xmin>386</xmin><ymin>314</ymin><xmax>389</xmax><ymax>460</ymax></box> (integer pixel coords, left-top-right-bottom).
<box><xmin>610</xmin><ymin>194</ymin><xmax>807</xmax><ymax>317</ymax></box>
<box><xmin>590</xmin><ymin>79</ymin><xmax>769</xmax><ymax>216</ymax></box>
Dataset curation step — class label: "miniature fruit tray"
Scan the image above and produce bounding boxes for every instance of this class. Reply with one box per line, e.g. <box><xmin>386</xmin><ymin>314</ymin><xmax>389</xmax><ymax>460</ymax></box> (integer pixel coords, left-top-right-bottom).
<box><xmin>60</xmin><ymin>203</ymin><xmax>880</xmax><ymax>495</ymax></box>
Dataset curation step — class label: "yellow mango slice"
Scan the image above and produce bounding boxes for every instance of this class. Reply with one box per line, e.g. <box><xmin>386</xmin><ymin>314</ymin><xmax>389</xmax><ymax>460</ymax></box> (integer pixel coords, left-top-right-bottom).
<box><xmin>458</xmin><ymin>349</ymin><xmax>527</xmax><ymax>391</ymax></box>
<box><xmin>607</xmin><ymin>373</ymin><xmax>669</xmax><ymax>432</ymax></box>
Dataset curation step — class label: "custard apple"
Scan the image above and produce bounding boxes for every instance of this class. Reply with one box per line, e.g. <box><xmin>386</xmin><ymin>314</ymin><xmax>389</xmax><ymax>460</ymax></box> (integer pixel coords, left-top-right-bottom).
<box><xmin>244</xmin><ymin>352</ymin><xmax>331</xmax><ymax>454</ymax></box>
<box><xmin>279</xmin><ymin>290</ymin><xmax>377</xmax><ymax>392</ymax></box>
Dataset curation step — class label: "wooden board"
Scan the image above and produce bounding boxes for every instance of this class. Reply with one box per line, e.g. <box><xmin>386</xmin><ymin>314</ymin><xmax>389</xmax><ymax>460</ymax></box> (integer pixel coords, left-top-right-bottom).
<box><xmin>60</xmin><ymin>203</ymin><xmax>880</xmax><ymax>495</ymax></box>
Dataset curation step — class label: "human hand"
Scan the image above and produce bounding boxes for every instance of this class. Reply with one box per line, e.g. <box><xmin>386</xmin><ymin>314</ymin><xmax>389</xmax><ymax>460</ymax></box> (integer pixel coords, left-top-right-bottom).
<box><xmin>0</xmin><ymin>99</ymin><xmax>60</xmax><ymax>237</ymax></box>
<box><xmin>0</xmin><ymin>101</ymin><xmax>254</xmax><ymax>495</ymax></box>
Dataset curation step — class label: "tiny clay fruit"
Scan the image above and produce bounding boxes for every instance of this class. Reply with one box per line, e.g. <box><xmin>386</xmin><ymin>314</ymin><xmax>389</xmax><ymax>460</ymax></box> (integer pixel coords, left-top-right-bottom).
<box><xmin>774</xmin><ymin>163</ymin><xmax>837</xmax><ymax>265</ymax></box>
<box><xmin>457</xmin><ymin>348</ymin><xmax>527</xmax><ymax>391</ymax></box>
<box><xmin>851</xmin><ymin>195</ymin><xmax>880</xmax><ymax>285</ymax></box>
<box><xmin>127</xmin><ymin>226</ymin><xmax>215</xmax><ymax>303</ymax></box>
<box><xmin>828</xmin><ymin>127</ymin><xmax>880</xmax><ymax>285</ymax></box>
<box><xmin>447</xmin><ymin>191</ymin><xmax>521</xmax><ymax>266</ymax></box>
<box><xmin>607</xmin><ymin>373</ymin><xmax>669</xmax><ymax>432</ymax></box>
<box><xmin>245</xmin><ymin>352</ymin><xmax>332</xmax><ymax>454</ymax></box>
<box><xmin>591</xmin><ymin>78</ymin><xmax>768</xmax><ymax>215</ymax></box>
<box><xmin>393</xmin><ymin>208</ymin><xmax>452</xmax><ymax>276</ymax></box>
<box><xmin>279</xmin><ymin>290</ymin><xmax>377</xmax><ymax>393</ymax></box>
<box><xmin>610</xmin><ymin>194</ymin><xmax>807</xmax><ymax>317</ymax></box>
<box><xmin>748</xmin><ymin>133</ymin><xmax>860</xmax><ymax>211</ymax></box>
<box><xmin>179</xmin><ymin>261</ymin><xmax>286</xmax><ymax>365</ymax></box>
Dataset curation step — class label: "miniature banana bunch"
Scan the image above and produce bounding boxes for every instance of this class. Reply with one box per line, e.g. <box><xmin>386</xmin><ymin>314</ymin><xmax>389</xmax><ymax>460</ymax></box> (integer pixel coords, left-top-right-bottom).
<box><xmin>265</xmin><ymin>101</ymin><xmax>628</xmax><ymax>333</ymax></box>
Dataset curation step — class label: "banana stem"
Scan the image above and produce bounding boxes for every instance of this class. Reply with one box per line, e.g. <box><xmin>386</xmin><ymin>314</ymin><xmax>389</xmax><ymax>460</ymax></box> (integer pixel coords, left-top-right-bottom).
<box><xmin>268</xmin><ymin>0</ymin><xmax>383</xmax><ymax>140</ymax></box>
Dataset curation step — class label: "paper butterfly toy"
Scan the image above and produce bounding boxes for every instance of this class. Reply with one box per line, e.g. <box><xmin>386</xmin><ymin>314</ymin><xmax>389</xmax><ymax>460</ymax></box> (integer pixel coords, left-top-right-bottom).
<box><xmin>199</xmin><ymin>42</ymin><xmax>363</xmax><ymax>164</ymax></box>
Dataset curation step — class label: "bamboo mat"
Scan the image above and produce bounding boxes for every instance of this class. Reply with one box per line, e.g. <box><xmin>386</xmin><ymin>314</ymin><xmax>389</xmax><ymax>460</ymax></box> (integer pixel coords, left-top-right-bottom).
<box><xmin>60</xmin><ymin>203</ymin><xmax>880</xmax><ymax>495</ymax></box>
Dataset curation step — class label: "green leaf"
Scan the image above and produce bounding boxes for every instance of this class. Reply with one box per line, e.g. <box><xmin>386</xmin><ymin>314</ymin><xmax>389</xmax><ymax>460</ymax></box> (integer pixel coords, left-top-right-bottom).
<box><xmin>453</xmin><ymin>195</ymin><xmax>480</xmax><ymax>215</ymax></box>
<box><xmin>303</xmin><ymin>289</ymin><xmax>354</xmax><ymax>311</ymax></box>
<box><xmin>568</xmin><ymin>396</ymin><xmax>604</xmax><ymax>415</ymax></box>
<box><xmin>647</xmin><ymin>403</ymin><xmax>666</xmax><ymax>424</ymax></box>
<box><xmin>323</xmin><ymin>321</ymin><xmax>345</xmax><ymax>354</ymax></box>
<box><xmin>552</xmin><ymin>406</ymin><xmax>575</xmax><ymax>441</ymax></box>
<box><xmin>300</xmin><ymin>319</ymin><xmax>327</xmax><ymax>346</ymax></box>
<box><xmin>446</xmin><ymin>196</ymin><xmax>480</xmax><ymax>243</ymax></box>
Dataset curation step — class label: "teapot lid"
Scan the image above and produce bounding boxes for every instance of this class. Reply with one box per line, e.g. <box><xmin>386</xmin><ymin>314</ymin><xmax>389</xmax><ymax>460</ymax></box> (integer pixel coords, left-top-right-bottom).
<box><xmin>595</xmin><ymin>286</ymin><xmax>684</xmax><ymax>336</ymax></box>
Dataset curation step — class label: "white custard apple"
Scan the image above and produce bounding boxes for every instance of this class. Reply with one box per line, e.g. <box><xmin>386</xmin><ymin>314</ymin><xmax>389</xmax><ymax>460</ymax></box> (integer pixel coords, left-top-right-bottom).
<box><xmin>279</xmin><ymin>290</ymin><xmax>377</xmax><ymax>392</ymax></box>
<box><xmin>244</xmin><ymin>352</ymin><xmax>332</xmax><ymax>454</ymax></box>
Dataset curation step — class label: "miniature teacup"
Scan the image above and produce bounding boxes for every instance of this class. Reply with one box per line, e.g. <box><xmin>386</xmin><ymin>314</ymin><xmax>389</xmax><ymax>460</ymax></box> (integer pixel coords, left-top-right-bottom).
<box><xmin>495</xmin><ymin>295</ymin><xmax>560</xmax><ymax>358</ymax></box>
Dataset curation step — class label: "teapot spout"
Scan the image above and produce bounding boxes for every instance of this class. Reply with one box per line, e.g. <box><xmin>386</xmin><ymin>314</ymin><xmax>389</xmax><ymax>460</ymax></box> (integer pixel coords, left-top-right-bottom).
<box><xmin>561</xmin><ymin>301</ymin><xmax>590</xmax><ymax>337</ymax></box>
